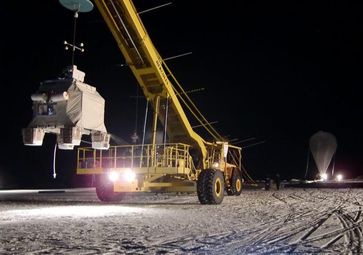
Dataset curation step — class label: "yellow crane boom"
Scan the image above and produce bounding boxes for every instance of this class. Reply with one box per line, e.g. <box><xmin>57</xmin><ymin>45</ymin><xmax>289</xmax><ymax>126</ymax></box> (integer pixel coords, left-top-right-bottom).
<box><xmin>94</xmin><ymin>0</ymin><xmax>208</xmax><ymax>166</ymax></box>
<box><xmin>78</xmin><ymin>0</ymin><xmax>244</xmax><ymax>204</ymax></box>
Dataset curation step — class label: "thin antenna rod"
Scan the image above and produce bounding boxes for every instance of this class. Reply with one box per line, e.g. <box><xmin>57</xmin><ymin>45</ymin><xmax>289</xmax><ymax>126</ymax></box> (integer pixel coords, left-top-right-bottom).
<box><xmin>164</xmin><ymin>51</ymin><xmax>192</xmax><ymax>61</ymax></box>
<box><xmin>192</xmin><ymin>121</ymin><xmax>218</xmax><ymax>129</ymax></box>
<box><xmin>72</xmin><ymin>11</ymin><xmax>78</xmax><ymax>66</ymax></box>
<box><xmin>60</xmin><ymin>0</ymin><xmax>91</xmax><ymax>64</ymax></box>
<box><xmin>240</xmin><ymin>137</ymin><xmax>256</xmax><ymax>143</ymax></box>
<box><xmin>242</xmin><ymin>140</ymin><xmax>266</xmax><ymax>149</ymax></box>
<box><xmin>118</xmin><ymin>51</ymin><xmax>192</xmax><ymax>68</ymax></box>
<box><xmin>233</xmin><ymin>137</ymin><xmax>256</xmax><ymax>145</ymax></box>
<box><xmin>138</xmin><ymin>2</ymin><xmax>173</xmax><ymax>15</ymax></box>
<box><xmin>176</xmin><ymin>88</ymin><xmax>205</xmax><ymax>96</ymax></box>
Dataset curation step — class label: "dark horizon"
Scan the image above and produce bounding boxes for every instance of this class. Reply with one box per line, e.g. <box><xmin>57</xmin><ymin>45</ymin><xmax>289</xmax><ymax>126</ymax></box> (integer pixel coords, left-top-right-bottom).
<box><xmin>1</xmin><ymin>1</ymin><xmax>362</xmax><ymax>188</ymax></box>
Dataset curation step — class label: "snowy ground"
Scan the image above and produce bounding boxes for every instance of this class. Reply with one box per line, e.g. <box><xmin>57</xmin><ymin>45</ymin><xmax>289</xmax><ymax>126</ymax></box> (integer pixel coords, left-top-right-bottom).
<box><xmin>0</xmin><ymin>187</ymin><xmax>362</xmax><ymax>254</ymax></box>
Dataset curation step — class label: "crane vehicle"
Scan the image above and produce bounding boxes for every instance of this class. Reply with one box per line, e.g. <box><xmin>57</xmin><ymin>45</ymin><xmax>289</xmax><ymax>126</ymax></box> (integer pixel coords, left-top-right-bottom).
<box><xmin>24</xmin><ymin>0</ymin><xmax>244</xmax><ymax>204</ymax></box>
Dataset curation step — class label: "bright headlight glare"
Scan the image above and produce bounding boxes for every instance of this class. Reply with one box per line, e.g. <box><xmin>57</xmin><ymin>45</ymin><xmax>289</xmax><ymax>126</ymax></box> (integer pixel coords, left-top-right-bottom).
<box><xmin>108</xmin><ymin>171</ymin><xmax>119</xmax><ymax>182</ymax></box>
<box><xmin>336</xmin><ymin>174</ymin><xmax>343</xmax><ymax>182</ymax></box>
<box><xmin>320</xmin><ymin>173</ymin><xmax>328</xmax><ymax>181</ymax></box>
<box><xmin>123</xmin><ymin>169</ymin><xmax>136</xmax><ymax>182</ymax></box>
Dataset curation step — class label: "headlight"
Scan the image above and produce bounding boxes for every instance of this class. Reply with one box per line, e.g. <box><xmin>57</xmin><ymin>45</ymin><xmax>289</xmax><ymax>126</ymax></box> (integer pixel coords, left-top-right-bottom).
<box><xmin>108</xmin><ymin>171</ymin><xmax>119</xmax><ymax>182</ymax></box>
<box><xmin>212</xmin><ymin>162</ymin><xmax>219</xmax><ymax>168</ymax></box>
<box><xmin>122</xmin><ymin>169</ymin><xmax>136</xmax><ymax>182</ymax></box>
<box><xmin>320</xmin><ymin>173</ymin><xmax>328</xmax><ymax>181</ymax></box>
<box><xmin>336</xmin><ymin>174</ymin><xmax>343</xmax><ymax>182</ymax></box>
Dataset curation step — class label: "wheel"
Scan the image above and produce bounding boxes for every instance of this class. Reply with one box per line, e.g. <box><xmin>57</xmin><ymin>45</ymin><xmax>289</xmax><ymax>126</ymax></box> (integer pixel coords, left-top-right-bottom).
<box><xmin>226</xmin><ymin>169</ymin><xmax>242</xmax><ymax>196</ymax></box>
<box><xmin>197</xmin><ymin>169</ymin><xmax>225</xmax><ymax>204</ymax></box>
<box><xmin>95</xmin><ymin>174</ymin><xmax>124</xmax><ymax>202</ymax></box>
<box><xmin>197</xmin><ymin>169</ymin><xmax>208</xmax><ymax>204</ymax></box>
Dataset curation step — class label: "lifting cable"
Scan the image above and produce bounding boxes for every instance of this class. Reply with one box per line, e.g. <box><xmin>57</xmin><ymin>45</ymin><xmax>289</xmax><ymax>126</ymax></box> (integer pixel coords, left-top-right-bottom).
<box><xmin>140</xmin><ymin>99</ymin><xmax>149</xmax><ymax>167</ymax></box>
<box><xmin>172</xmin><ymin>89</ymin><xmax>219</xmax><ymax>141</ymax></box>
<box><xmin>229</xmin><ymin>149</ymin><xmax>256</xmax><ymax>183</ymax></box>
<box><xmin>241</xmin><ymin>164</ymin><xmax>256</xmax><ymax>184</ymax></box>
<box><xmin>161</xmin><ymin>56</ymin><xmax>261</xmax><ymax>182</ymax></box>
<box><xmin>161</xmin><ymin>57</ymin><xmax>257</xmax><ymax>182</ymax></box>
<box><xmin>162</xmin><ymin>59</ymin><xmax>223</xmax><ymax>141</ymax></box>
<box><xmin>134</xmin><ymin>84</ymin><xmax>139</xmax><ymax>135</ymax></box>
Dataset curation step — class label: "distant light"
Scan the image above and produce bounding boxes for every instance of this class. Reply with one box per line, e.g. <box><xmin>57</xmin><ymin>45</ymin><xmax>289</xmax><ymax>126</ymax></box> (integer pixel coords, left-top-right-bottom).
<box><xmin>320</xmin><ymin>173</ymin><xmax>328</xmax><ymax>181</ymax></box>
<box><xmin>108</xmin><ymin>171</ymin><xmax>119</xmax><ymax>182</ymax></box>
<box><xmin>123</xmin><ymin>168</ymin><xmax>136</xmax><ymax>182</ymax></box>
<box><xmin>336</xmin><ymin>174</ymin><xmax>343</xmax><ymax>182</ymax></box>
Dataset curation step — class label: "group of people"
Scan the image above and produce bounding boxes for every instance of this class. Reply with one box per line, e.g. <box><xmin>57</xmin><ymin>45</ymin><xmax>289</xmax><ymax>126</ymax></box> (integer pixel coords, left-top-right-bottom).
<box><xmin>264</xmin><ymin>173</ymin><xmax>281</xmax><ymax>190</ymax></box>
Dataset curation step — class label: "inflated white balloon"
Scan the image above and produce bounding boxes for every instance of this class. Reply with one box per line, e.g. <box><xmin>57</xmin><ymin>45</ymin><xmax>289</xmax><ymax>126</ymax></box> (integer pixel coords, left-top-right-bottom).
<box><xmin>309</xmin><ymin>130</ymin><xmax>337</xmax><ymax>176</ymax></box>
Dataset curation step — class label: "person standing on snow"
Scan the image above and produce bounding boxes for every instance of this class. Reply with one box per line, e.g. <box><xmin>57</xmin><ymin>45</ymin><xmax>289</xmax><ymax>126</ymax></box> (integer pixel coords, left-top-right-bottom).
<box><xmin>265</xmin><ymin>174</ymin><xmax>272</xmax><ymax>190</ymax></box>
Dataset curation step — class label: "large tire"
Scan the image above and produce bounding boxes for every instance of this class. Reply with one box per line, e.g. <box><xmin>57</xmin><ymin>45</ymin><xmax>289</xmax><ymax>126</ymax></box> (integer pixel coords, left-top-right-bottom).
<box><xmin>226</xmin><ymin>169</ymin><xmax>242</xmax><ymax>196</ymax></box>
<box><xmin>197</xmin><ymin>169</ymin><xmax>225</xmax><ymax>204</ymax></box>
<box><xmin>95</xmin><ymin>174</ymin><xmax>124</xmax><ymax>202</ymax></box>
<box><xmin>197</xmin><ymin>169</ymin><xmax>209</xmax><ymax>204</ymax></box>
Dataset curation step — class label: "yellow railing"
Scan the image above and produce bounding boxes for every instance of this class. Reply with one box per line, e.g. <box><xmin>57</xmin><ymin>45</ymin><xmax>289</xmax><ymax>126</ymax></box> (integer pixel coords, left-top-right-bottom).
<box><xmin>77</xmin><ymin>143</ymin><xmax>194</xmax><ymax>171</ymax></box>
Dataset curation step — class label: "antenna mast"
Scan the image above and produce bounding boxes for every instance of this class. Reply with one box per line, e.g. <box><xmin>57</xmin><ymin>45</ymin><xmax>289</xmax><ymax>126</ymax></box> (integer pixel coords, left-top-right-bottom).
<box><xmin>59</xmin><ymin>0</ymin><xmax>94</xmax><ymax>65</ymax></box>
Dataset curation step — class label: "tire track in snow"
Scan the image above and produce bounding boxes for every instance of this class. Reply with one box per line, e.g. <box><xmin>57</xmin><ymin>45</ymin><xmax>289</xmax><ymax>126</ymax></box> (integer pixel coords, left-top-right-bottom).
<box><xmin>271</xmin><ymin>208</ymin><xmax>338</xmax><ymax>249</ymax></box>
<box><xmin>261</xmin><ymin>193</ymin><xmax>363</xmax><ymax>254</ymax></box>
<box><xmin>257</xmin><ymin>191</ymin><xmax>341</xmax><ymax>252</ymax></box>
<box><xmin>245</xmin><ymin>196</ymin><xmax>345</xmax><ymax>254</ymax></box>
<box><xmin>149</xmin><ymin>231</ymin><xmax>239</xmax><ymax>253</ymax></box>
<box><xmin>245</xmin><ymin>192</ymin><xmax>299</xmax><ymax>248</ymax></box>
<box><xmin>270</xmin><ymin>218</ymin><xmax>363</xmax><ymax>254</ymax></box>
<box><xmin>211</xmin><ymin>194</ymin><xmax>344</xmax><ymax>254</ymax></box>
<box><xmin>335</xmin><ymin>207</ymin><xmax>362</xmax><ymax>253</ymax></box>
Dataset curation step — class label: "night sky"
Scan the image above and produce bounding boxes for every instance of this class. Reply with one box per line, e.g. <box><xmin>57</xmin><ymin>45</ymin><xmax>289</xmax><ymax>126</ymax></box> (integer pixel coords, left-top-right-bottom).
<box><xmin>1</xmin><ymin>1</ymin><xmax>363</xmax><ymax>188</ymax></box>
